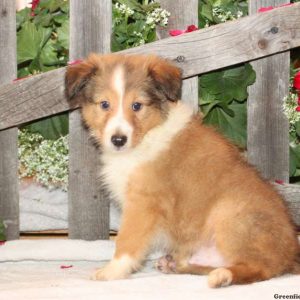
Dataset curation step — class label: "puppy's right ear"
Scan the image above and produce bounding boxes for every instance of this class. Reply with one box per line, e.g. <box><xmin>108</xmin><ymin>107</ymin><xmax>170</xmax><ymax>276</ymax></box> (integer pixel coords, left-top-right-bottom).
<box><xmin>65</xmin><ymin>56</ymin><xmax>98</xmax><ymax>107</ymax></box>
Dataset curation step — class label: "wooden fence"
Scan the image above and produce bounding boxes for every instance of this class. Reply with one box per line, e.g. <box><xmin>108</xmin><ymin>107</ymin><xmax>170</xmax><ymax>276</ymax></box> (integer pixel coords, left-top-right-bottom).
<box><xmin>0</xmin><ymin>0</ymin><xmax>300</xmax><ymax>241</ymax></box>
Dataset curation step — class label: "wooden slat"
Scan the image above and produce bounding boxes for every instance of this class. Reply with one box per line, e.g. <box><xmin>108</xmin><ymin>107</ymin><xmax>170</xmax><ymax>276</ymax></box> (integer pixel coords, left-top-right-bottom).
<box><xmin>247</xmin><ymin>0</ymin><xmax>290</xmax><ymax>182</ymax></box>
<box><xmin>0</xmin><ymin>3</ymin><xmax>300</xmax><ymax>130</ymax></box>
<box><xmin>274</xmin><ymin>183</ymin><xmax>300</xmax><ymax>226</ymax></box>
<box><xmin>158</xmin><ymin>0</ymin><xmax>198</xmax><ymax>112</ymax></box>
<box><xmin>0</xmin><ymin>1</ymin><xmax>19</xmax><ymax>240</ymax></box>
<box><xmin>68</xmin><ymin>0</ymin><xmax>111</xmax><ymax>240</ymax></box>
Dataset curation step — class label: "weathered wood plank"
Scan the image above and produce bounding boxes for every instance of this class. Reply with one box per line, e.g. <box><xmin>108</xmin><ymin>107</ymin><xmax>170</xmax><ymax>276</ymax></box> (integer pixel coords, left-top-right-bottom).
<box><xmin>0</xmin><ymin>3</ymin><xmax>300</xmax><ymax>130</ymax></box>
<box><xmin>68</xmin><ymin>0</ymin><xmax>111</xmax><ymax>240</ymax></box>
<box><xmin>247</xmin><ymin>0</ymin><xmax>290</xmax><ymax>182</ymax></box>
<box><xmin>0</xmin><ymin>0</ymin><xmax>19</xmax><ymax>240</ymax></box>
<box><xmin>158</xmin><ymin>0</ymin><xmax>198</xmax><ymax>112</ymax></box>
<box><xmin>274</xmin><ymin>183</ymin><xmax>300</xmax><ymax>227</ymax></box>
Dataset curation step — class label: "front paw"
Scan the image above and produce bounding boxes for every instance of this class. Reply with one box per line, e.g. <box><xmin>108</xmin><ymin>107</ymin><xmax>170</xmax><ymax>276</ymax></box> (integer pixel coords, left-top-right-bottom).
<box><xmin>91</xmin><ymin>256</ymin><xmax>136</xmax><ymax>281</ymax></box>
<box><xmin>91</xmin><ymin>263</ymin><xmax>129</xmax><ymax>281</ymax></box>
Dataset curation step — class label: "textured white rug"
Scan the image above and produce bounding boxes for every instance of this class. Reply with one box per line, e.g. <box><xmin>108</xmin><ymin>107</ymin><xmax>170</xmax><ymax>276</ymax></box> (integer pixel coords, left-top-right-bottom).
<box><xmin>0</xmin><ymin>239</ymin><xmax>299</xmax><ymax>300</ymax></box>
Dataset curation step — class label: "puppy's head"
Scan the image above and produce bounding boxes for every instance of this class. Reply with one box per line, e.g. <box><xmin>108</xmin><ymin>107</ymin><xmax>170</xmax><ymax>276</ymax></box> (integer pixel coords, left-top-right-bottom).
<box><xmin>65</xmin><ymin>54</ymin><xmax>182</xmax><ymax>153</ymax></box>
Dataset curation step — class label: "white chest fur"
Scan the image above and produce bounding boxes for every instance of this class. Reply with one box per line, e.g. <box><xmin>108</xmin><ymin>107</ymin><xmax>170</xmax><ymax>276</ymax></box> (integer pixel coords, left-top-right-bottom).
<box><xmin>100</xmin><ymin>103</ymin><xmax>193</xmax><ymax>206</ymax></box>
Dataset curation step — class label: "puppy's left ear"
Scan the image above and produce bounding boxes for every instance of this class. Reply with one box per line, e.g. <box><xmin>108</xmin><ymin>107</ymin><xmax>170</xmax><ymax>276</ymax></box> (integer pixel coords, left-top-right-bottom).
<box><xmin>148</xmin><ymin>58</ymin><xmax>182</xmax><ymax>102</ymax></box>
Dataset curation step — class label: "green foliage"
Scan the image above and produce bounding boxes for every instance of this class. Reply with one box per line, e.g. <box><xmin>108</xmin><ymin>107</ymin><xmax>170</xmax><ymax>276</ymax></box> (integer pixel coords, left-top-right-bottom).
<box><xmin>17</xmin><ymin>0</ymin><xmax>69</xmax><ymax>139</ymax></box>
<box><xmin>112</xmin><ymin>0</ymin><xmax>170</xmax><ymax>51</ymax></box>
<box><xmin>0</xmin><ymin>221</ymin><xmax>5</xmax><ymax>241</ymax></box>
<box><xmin>18</xmin><ymin>130</ymin><xmax>69</xmax><ymax>190</ymax></box>
<box><xmin>199</xmin><ymin>0</ymin><xmax>247</xmax><ymax>28</ymax></box>
<box><xmin>17</xmin><ymin>0</ymin><xmax>69</xmax><ymax>76</ymax></box>
<box><xmin>200</xmin><ymin>64</ymin><xmax>255</xmax><ymax>147</ymax></box>
<box><xmin>198</xmin><ymin>0</ymin><xmax>252</xmax><ymax>148</ymax></box>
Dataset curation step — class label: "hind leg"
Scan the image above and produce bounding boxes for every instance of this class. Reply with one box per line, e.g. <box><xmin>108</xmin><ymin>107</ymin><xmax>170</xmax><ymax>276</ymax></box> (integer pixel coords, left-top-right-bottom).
<box><xmin>208</xmin><ymin>263</ymin><xmax>270</xmax><ymax>288</ymax></box>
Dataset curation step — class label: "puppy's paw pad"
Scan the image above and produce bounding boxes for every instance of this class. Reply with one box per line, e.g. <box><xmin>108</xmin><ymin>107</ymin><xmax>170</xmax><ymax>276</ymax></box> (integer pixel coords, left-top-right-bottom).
<box><xmin>208</xmin><ymin>268</ymin><xmax>233</xmax><ymax>288</ymax></box>
<box><xmin>154</xmin><ymin>255</ymin><xmax>176</xmax><ymax>274</ymax></box>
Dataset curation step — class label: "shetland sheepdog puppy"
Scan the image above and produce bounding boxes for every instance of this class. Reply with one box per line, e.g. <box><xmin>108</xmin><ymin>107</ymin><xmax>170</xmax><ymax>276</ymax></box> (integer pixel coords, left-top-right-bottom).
<box><xmin>65</xmin><ymin>54</ymin><xmax>300</xmax><ymax>288</ymax></box>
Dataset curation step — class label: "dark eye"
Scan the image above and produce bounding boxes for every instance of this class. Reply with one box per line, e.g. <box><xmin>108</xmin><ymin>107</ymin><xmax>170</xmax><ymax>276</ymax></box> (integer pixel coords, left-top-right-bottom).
<box><xmin>100</xmin><ymin>100</ymin><xmax>110</xmax><ymax>110</ymax></box>
<box><xmin>132</xmin><ymin>102</ymin><xmax>143</xmax><ymax>112</ymax></box>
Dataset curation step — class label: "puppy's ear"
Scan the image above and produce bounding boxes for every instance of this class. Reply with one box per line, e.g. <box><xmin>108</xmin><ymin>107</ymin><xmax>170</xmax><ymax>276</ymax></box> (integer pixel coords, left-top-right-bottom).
<box><xmin>148</xmin><ymin>58</ymin><xmax>182</xmax><ymax>102</ymax></box>
<box><xmin>65</xmin><ymin>55</ymin><xmax>99</xmax><ymax>107</ymax></box>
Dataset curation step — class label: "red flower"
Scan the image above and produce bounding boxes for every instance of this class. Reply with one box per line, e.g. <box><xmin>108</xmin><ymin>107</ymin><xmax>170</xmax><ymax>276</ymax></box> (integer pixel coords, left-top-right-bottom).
<box><xmin>31</xmin><ymin>0</ymin><xmax>40</xmax><ymax>10</ymax></box>
<box><xmin>294</xmin><ymin>71</ymin><xmax>300</xmax><ymax>90</ymax></box>
<box><xmin>275</xmin><ymin>179</ymin><xmax>284</xmax><ymax>185</ymax></box>
<box><xmin>68</xmin><ymin>60</ymin><xmax>83</xmax><ymax>66</ymax></box>
<box><xmin>169</xmin><ymin>24</ymin><xmax>198</xmax><ymax>37</ymax></box>
<box><xmin>60</xmin><ymin>265</ymin><xmax>73</xmax><ymax>269</ymax></box>
<box><xmin>258</xmin><ymin>6</ymin><xmax>274</xmax><ymax>12</ymax></box>
<box><xmin>296</xmin><ymin>106</ymin><xmax>300</xmax><ymax>112</ymax></box>
<box><xmin>31</xmin><ymin>0</ymin><xmax>40</xmax><ymax>16</ymax></box>
<box><xmin>258</xmin><ymin>3</ymin><xmax>293</xmax><ymax>13</ymax></box>
<box><xmin>186</xmin><ymin>25</ymin><xmax>198</xmax><ymax>33</ymax></box>
<box><xmin>169</xmin><ymin>29</ymin><xmax>185</xmax><ymax>36</ymax></box>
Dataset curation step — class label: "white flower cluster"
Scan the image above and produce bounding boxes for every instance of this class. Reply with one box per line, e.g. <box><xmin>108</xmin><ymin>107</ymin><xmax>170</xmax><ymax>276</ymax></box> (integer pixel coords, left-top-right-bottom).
<box><xmin>115</xmin><ymin>2</ymin><xmax>134</xmax><ymax>16</ymax></box>
<box><xmin>212</xmin><ymin>7</ymin><xmax>243</xmax><ymax>22</ymax></box>
<box><xmin>18</xmin><ymin>130</ymin><xmax>68</xmax><ymax>191</ymax></box>
<box><xmin>145</xmin><ymin>8</ymin><xmax>170</xmax><ymax>28</ymax></box>
<box><xmin>133</xmin><ymin>31</ymin><xmax>145</xmax><ymax>46</ymax></box>
<box><xmin>283</xmin><ymin>93</ymin><xmax>300</xmax><ymax>129</ymax></box>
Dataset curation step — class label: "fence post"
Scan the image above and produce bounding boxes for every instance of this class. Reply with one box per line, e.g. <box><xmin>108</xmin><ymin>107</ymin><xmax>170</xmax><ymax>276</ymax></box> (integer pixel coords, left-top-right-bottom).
<box><xmin>157</xmin><ymin>0</ymin><xmax>199</xmax><ymax>112</ymax></box>
<box><xmin>68</xmin><ymin>0</ymin><xmax>111</xmax><ymax>240</ymax></box>
<box><xmin>247</xmin><ymin>0</ymin><xmax>290</xmax><ymax>182</ymax></box>
<box><xmin>0</xmin><ymin>1</ymin><xmax>19</xmax><ymax>240</ymax></box>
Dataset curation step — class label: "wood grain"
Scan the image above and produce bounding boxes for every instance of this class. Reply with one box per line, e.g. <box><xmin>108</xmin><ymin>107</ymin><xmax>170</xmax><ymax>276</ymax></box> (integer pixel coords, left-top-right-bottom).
<box><xmin>0</xmin><ymin>3</ymin><xmax>300</xmax><ymax>130</ymax></box>
<box><xmin>68</xmin><ymin>0</ymin><xmax>111</xmax><ymax>240</ymax></box>
<box><xmin>0</xmin><ymin>0</ymin><xmax>19</xmax><ymax>240</ymax></box>
<box><xmin>157</xmin><ymin>0</ymin><xmax>199</xmax><ymax>112</ymax></box>
<box><xmin>247</xmin><ymin>0</ymin><xmax>290</xmax><ymax>182</ymax></box>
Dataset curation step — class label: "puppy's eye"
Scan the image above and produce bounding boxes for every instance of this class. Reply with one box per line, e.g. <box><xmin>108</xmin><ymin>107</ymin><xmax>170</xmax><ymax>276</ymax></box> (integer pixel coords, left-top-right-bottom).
<box><xmin>132</xmin><ymin>102</ymin><xmax>143</xmax><ymax>112</ymax></box>
<box><xmin>100</xmin><ymin>100</ymin><xmax>110</xmax><ymax>110</ymax></box>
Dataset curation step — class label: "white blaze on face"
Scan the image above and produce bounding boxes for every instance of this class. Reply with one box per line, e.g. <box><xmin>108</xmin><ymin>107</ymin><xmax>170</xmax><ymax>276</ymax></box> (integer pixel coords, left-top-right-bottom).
<box><xmin>103</xmin><ymin>66</ymin><xmax>133</xmax><ymax>152</ymax></box>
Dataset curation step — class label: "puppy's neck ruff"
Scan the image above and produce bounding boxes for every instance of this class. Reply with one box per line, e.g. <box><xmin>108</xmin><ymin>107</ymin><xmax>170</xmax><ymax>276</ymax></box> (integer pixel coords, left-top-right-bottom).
<box><xmin>101</xmin><ymin>102</ymin><xmax>194</xmax><ymax>204</ymax></box>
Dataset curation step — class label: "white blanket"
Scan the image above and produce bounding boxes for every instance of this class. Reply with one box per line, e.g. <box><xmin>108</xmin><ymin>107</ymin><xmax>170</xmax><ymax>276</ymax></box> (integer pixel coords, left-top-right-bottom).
<box><xmin>0</xmin><ymin>239</ymin><xmax>299</xmax><ymax>300</ymax></box>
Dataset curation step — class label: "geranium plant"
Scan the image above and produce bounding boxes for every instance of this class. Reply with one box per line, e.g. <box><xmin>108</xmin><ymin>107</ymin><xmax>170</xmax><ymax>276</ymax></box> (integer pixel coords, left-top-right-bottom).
<box><xmin>283</xmin><ymin>68</ymin><xmax>300</xmax><ymax>180</ymax></box>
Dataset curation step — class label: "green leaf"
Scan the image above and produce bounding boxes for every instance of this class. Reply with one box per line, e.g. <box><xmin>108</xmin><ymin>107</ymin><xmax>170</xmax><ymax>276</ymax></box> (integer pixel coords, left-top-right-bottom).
<box><xmin>23</xmin><ymin>114</ymin><xmax>69</xmax><ymax>140</ymax></box>
<box><xmin>200</xmin><ymin>64</ymin><xmax>256</xmax><ymax>104</ymax></box>
<box><xmin>0</xmin><ymin>221</ymin><xmax>5</xmax><ymax>241</ymax></box>
<box><xmin>16</xmin><ymin>7</ymin><xmax>31</xmax><ymax>30</ymax></box>
<box><xmin>203</xmin><ymin>100</ymin><xmax>247</xmax><ymax>148</ymax></box>
<box><xmin>201</xmin><ymin>4</ymin><xmax>213</xmax><ymax>21</ymax></box>
<box><xmin>56</xmin><ymin>20</ymin><xmax>69</xmax><ymax>49</ymax></box>
<box><xmin>17</xmin><ymin>22</ymin><xmax>52</xmax><ymax>64</ymax></box>
<box><xmin>295</xmin><ymin>121</ymin><xmax>300</xmax><ymax>137</ymax></box>
<box><xmin>33</xmin><ymin>13</ymin><xmax>53</xmax><ymax>27</ymax></box>
<box><xmin>40</xmin><ymin>39</ymin><xmax>59</xmax><ymax>65</ymax></box>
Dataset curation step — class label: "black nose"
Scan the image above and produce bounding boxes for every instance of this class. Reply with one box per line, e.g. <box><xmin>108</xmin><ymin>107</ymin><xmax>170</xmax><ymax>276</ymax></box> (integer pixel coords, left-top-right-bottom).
<box><xmin>111</xmin><ymin>135</ymin><xmax>127</xmax><ymax>148</ymax></box>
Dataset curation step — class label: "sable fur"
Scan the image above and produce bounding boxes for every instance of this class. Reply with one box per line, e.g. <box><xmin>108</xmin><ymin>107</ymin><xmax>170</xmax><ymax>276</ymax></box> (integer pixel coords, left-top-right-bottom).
<box><xmin>65</xmin><ymin>53</ymin><xmax>300</xmax><ymax>288</ymax></box>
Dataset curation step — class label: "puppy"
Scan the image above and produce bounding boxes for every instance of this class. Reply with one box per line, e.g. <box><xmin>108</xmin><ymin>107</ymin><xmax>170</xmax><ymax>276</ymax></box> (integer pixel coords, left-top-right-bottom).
<box><xmin>65</xmin><ymin>54</ymin><xmax>300</xmax><ymax>288</ymax></box>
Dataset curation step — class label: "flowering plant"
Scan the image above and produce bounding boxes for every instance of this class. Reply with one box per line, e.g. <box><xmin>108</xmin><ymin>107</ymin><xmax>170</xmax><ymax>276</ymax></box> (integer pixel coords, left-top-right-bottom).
<box><xmin>18</xmin><ymin>130</ymin><xmax>69</xmax><ymax>190</ymax></box>
<box><xmin>112</xmin><ymin>0</ymin><xmax>170</xmax><ymax>50</ymax></box>
<box><xmin>283</xmin><ymin>68</ymin><xmax>300</xmax><ymax>179</ymax></box>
